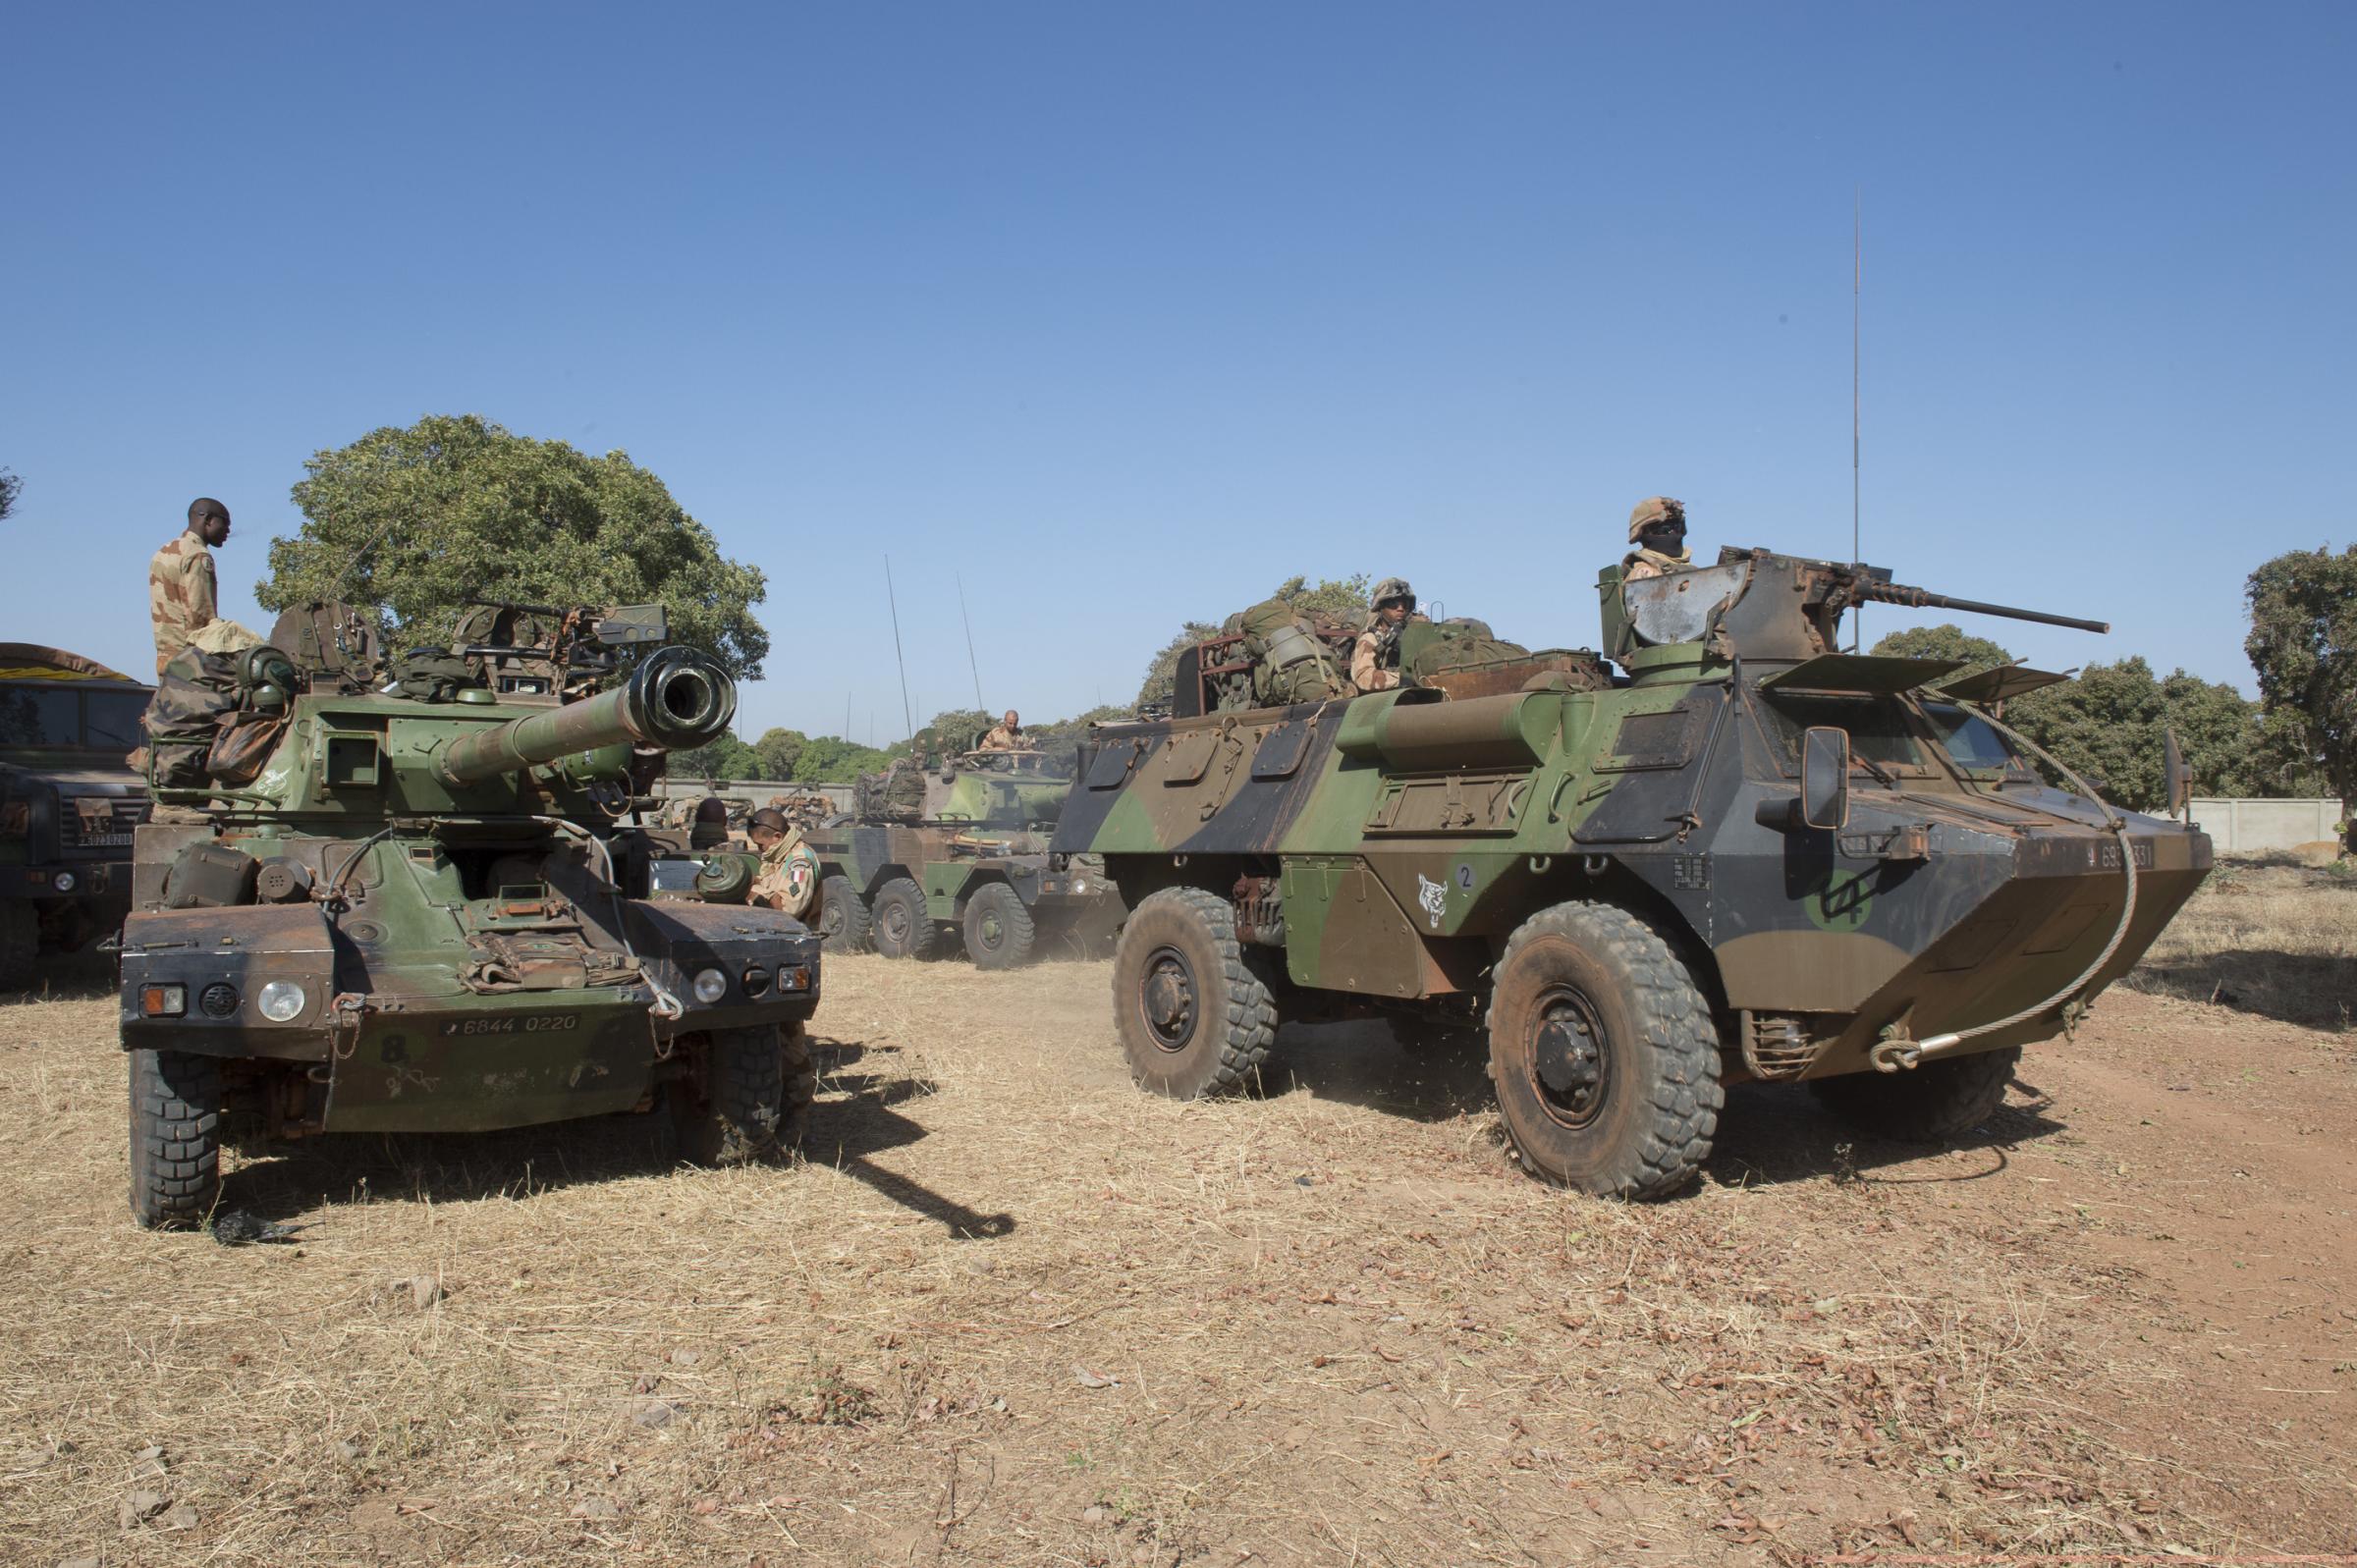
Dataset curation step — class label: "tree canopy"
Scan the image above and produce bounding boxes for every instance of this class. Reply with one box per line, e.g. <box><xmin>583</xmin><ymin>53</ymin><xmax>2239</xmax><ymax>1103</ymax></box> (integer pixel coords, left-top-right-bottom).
<box><xmin>0</xmin><ymin>467</ymin><xmax>20</xmax><ymax>523</ymax></box>
<box><xmin>258</xmin><ymin>413</ymin><xmax>770</xmax><ymax>677</ymax></box>
<box><xmin>2245</xmin><ymin>546</ymin><xmax>2357</xmax><ymax>803</ymax></box>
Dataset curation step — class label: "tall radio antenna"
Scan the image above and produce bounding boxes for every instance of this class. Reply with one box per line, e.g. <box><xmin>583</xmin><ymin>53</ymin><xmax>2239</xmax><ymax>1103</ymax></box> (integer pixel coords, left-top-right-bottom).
<box><xmin>884</xmin><ymin>556</ymin><xmax>915</xmax><ymax>740</ymax></box>
<box><xmin>1850</xmin><ymin>187</ymin><xmax>1863</xmax><ymax>652</ymax></box>
<box><xmin>955</xmin><ymin>572</ymin><xmax>986</xmax><ymax>712</ymax></box>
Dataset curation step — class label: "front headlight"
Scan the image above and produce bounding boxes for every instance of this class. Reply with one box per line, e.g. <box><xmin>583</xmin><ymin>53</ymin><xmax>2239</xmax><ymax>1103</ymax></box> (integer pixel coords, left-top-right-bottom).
<box><xmin>52</xmin><ymin>870</ymin><xmax>77</xmax><ymax>892</ymax></box>
<box><xmin>692</xmin><ymin>967</ymin><xmax>729</xmax><ymax>1003</ymax></box>
<box><xmin>256</xmin><ymin>981</ymin><xmax>306</xmax><ymax>1022</ymax></box>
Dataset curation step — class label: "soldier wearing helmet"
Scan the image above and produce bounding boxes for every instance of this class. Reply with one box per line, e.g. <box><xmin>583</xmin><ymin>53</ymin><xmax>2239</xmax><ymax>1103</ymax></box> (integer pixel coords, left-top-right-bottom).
<box><xmin>1351</xmin><ymin>576</ymin><xmax>1426</xmax><ymax>693</ymax></box>
<box><xmin>1621</xmin><ymin>497</ymin><xmax>1691</xmax><ymax>592</ymax></box>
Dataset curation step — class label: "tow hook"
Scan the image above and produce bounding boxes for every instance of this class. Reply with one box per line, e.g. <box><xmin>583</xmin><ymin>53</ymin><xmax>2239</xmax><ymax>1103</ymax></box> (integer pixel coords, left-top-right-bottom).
<box><xmin>1871</xmin><ymin>1024</ymin><xmax>1965</xmax><ymax>1073</ymax></box>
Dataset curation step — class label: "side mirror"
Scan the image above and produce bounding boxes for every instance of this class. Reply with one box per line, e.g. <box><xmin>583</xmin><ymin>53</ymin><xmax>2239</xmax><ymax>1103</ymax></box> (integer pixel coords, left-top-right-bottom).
<box><xmin>2163</xmin><ymin>728</ymin><xmax>2191</xmax><ymax>818</ymax></box>
<box><xmin>1800</xmin><ymin>726</ymin><xmax>1851</xmax><ymax>831</ymax></box>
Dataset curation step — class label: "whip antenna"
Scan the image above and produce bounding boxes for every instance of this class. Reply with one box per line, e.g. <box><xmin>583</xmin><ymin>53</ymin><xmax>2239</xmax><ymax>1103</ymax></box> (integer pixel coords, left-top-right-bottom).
<box><xmin>1851</xmin><ymin>187</ymin><xmax>1863</xmax><ymax>652</ymax></box>
<box><xmin>884</xmin><ymin>557</ymin><xmax>915</xmax><ymax>741</ymax></box>
<box><xmin>956</xmin><ymin>572</ymin><xmax>985</xmax><ymax>713</ymax></box>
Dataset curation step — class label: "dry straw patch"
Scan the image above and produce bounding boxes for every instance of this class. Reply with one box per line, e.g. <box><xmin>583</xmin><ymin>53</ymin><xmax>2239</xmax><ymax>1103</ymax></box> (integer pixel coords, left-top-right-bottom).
<box><xmin>2124</xmin><ymin>854</ymin><xmax>2357</xmax><ymax>1027</ymax></box>
<box><xmin>0</xmin><ymin>949</ymin><xmax>2346</xmax><ymax>1564</ymax></box>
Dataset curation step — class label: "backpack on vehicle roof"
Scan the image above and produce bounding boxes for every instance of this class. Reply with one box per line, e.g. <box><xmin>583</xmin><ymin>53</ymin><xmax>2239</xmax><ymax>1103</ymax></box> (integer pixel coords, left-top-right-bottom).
<box><xmin>1235</xmin><ymin>596</ymin><xmax>1353</xmax><ymax>708</ymax></box>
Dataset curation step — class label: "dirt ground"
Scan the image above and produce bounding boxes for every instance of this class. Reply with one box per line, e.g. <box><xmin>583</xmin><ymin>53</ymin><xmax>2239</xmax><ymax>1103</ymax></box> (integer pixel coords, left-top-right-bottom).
<box><xmin>2</xmin><ymin>877</ymin><xmax>2353</xmax><ymax>1565</ymax></box>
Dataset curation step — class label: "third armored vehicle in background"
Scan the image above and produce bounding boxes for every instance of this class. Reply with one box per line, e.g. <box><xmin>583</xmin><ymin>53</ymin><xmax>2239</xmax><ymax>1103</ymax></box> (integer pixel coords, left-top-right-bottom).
<box><xmin>1</xmin><ymin>644</ymin><xmax>149</xmax><ymax>989</ymax></box>
<box><xmin>119</xmin><ymin>603</ymin><xmax>823</xmax><ymax>1228</ymax></box>
<box><xmin>808</xmin><ymin>746</ymin><xmax>1124</xmax><ymax>969</ymax></box>
<box><xmin>1055</xmin><ymin>548</ymin><xmax>2212</xmax><ymax>1197</ymax></box>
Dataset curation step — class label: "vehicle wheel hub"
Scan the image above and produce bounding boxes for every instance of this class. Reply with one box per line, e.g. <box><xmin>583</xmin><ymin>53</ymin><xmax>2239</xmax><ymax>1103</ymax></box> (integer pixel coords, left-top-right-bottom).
<box><xmin>1532</xmin><ymin>990</ymin><xmax>1608</xmax><ymax>1127</ymax></box>
<box><xmin>1141</xmin><ymin>947</ymin><xmax>1195</xmax><ymax>1051</ymax></box>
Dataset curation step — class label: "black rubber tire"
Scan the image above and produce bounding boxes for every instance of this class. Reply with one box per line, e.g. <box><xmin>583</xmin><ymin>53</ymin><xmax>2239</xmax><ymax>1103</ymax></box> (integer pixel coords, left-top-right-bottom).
<box><xmin>1485</xmin><ymin>901</ymin><xmax>1723</xmax><ymax>1198</ymax></box>
<box><xmin>1113</xmin><ymin>888</ymin><xmax>1278</xmax><ymax>1099</ymax></box>
<box><xmin>962</xmin><ymin>882</ymin><xmax>1037</xmax><ymax>971</ymax></box>
<box><xmin>1810</xmin><ymin>1046</ymin><xmax>2020</xmax><ymax>1142</ymax></box>
<box><xmin>816</xmin><ymin>875</ymin><xmax>872</xmax><ymax>954</ymax></box>
<box><xmin>129</xmin><ymin>1048</ymin><xmax>224</xmax><ymax>1229</ymax></box>
<box><xmin>673</xmin><ymin>1023</ymin><xmax>814</xmax><ymax>1164</ymax></box>
<box><xmin>0</xmin><ymin>902</ymin><xmax>36</xmax><ymax>992</ymax></box>
<box><xmin>869</xmin><ymin>877</ymin><xmax>938</xmax><ymax>961</ymax></box>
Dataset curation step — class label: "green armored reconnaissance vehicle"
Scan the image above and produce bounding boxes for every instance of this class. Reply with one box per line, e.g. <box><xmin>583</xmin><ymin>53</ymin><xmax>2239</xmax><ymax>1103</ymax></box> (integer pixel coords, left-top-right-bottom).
<box><xmin>119</xmin><ymin>602</ymin><xmax>824</xmax><ymax>1228</ymax></box>
<box><xmin>808</xmin><ymin>742</ymin><xmax>1124</xmax><ymax>968</ymax></box>
<box><xmin>1054</xmin><ymin>549</ymin><xmax>2213</xmax><ymax>1197</ymax></box>
<box><xmin>1</xmin><ymin>645</ymin><xmax>150</xmax><ymax>989</ymax></box>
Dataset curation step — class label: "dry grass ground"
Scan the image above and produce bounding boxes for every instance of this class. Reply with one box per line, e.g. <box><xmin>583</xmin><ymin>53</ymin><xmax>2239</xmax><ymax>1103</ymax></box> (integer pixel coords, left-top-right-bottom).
<box><xmin>2</xmin><ymin>871</ymin><xmax>2353</xmax><ymax>1566</ymax></box>
<box><xmin>2125</xmin><ymin>854</ymin><xmax>2357</xmax><ymax>1028</ymax></box>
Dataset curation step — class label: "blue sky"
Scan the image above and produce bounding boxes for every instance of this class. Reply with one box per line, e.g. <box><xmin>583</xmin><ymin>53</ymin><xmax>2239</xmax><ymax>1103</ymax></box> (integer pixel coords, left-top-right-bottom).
<box><xmin>6</xmin><ymin>3</ymin><xmax>2351</xmax><ymax>740</ymax></box>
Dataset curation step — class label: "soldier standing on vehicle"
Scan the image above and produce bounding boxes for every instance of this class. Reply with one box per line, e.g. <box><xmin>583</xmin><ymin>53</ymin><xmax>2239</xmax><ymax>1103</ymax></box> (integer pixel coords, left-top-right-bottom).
<box><xmin>1621</xmin><ymin>497</ymin><xmax>1691</xmax><ymax>589</ymax></box>
<box><xmin>1351</xmin><ymin>577</ymin><xmax>1424</xmax><ymax>693</ymax></box>
<box><xmin>979</xmin><ymin>710</ymin><xmax>1025</xmax><ymax>751</ymax></box>
<box><xmin>745</xmin><ymin>807</ymin><xmax>820</xmax><ymax>920</ymax></box>
<box><xmin>149</xmin><ymin>498</ymin><xmax>231</xmax><ymax>676</ymax></box>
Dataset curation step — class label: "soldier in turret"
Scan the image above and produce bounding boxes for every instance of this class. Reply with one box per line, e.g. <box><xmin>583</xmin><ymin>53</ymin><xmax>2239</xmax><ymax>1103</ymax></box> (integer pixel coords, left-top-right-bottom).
<box><xmin>979</xmin><ymin>710</ymin><xmax>1026</xmax><ymax>751</ymax></box>
<box><xmin>1351</xmin><ymin>577</ymin><xmax>1427</xmax><ymax>693</ymax></box>
<box><xmin>1621</xmin><ymin>497</ymin><xmax>1691</xmax><ymax>590</ymax></box>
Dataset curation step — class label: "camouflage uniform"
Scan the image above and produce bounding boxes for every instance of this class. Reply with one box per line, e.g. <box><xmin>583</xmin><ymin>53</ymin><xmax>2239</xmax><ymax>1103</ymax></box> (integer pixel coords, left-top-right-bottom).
<box><xmin>1351</xmin><ymin>577</ymin><xmax>1427</xmax><ymax>693</ymax></box>
<box><xmin>149</xmin><ymin>529</ymin><xmax>219</xmax><ymax>676</ymax></box>
<box><xmin>749</xmin><ymin>828</ymin><xmax>819</xmax><ymax>920</ymax></box>
<box><xmin>979</xmin><ymin>723</ymin><xmax>1023</xmax><ymax>751</ymax></box>
<box><xmin>1620</xmin><ymin>496</ymin><xmax>1691</xmax><ymax>586</ymax></box>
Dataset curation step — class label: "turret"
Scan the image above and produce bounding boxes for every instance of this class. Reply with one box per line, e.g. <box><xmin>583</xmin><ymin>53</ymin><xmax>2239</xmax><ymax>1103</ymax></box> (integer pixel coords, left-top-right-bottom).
<box><xmin>433</xmin><ymin>647</ymin><xmax>733</xmax><ymax>786</ymax></box>
<box><xmin>1602</xmin><ymin>548</ymin><xmax>2108</xmax><ymax>668</ymax></box>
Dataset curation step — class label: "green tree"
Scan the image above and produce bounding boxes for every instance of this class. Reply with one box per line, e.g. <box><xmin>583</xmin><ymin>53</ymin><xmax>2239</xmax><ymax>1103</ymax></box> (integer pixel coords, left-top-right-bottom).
<box><xmin>791</xmin><ymin>734</ymin><xmax>897</xmax><ymax>784</ymax></box>
<box><xmin>669</xmin><ymin>733</ymin><xmax>764</xmax><ymax>783</ymax></box>
<box><xmin>921</xmin><ymin>708</ymin><xmax>995</xmax><ymax>754</ymax></box>
<box><xmin>259</xmin><ymin>413</ymin><xmax>769</xmax><ymax>676</ymax></box>
<box><xmin>750</xmin><ymin>727</ymin><xmax>807</xmax><ymax>781</ymax></box>
<box><xmin>2246</xmin><ymin>546</ymin><xmax>2357</xmax><ymax>804</ymax></box>
<box><xmin>1868</xmin><ymin>622</ymin><xmax>2014</xmax><ymax>679</ymax></box>
<box><xmin>0</xmin><ymin>467</ymin><xmax>21</xmax><ymax>523</ymax></box>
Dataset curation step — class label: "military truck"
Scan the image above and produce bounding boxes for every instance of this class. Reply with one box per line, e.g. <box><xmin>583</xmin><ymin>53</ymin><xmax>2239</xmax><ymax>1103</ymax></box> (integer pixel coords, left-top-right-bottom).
<box><xmin>1054</xmin><ymin>548</ymin><xmax>2213</xmax><ymax>1197</ymax></box>
<box><xmin>0</xmin><ymin>644</ymin><xmax>150</xmax><ymax>989</ymax></box>
<box><xmin>808</xmin><ymin>747</ymin><xmax>1123</xmax><ymax>969</ymax></box>
<box><xmin>118</xmin><ymin>603</ymin><xmax>824</xmax><ymax>1228</ymax></box>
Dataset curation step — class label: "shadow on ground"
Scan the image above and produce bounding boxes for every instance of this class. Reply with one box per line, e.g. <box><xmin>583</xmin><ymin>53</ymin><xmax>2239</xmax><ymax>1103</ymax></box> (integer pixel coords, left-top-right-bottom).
<box><xmin>2125</xmin><ymin>953</ymin><xmax>2357</xmax><ymax>1031</ymax></box>
<box><xmin>1705</xmin><ymin>1073</ymin><xmax>2067</xmax><ymax>1191</ymax></box>
<box><xmin>1261</xmin><ymin>1018</ymin><xmax>1495</xmax><ymax>1122</ymax></box>
<box><xmin>216</xmin><ymin>1033</ymin><xmax>1016</xmax><ymax>1240</ymax></box>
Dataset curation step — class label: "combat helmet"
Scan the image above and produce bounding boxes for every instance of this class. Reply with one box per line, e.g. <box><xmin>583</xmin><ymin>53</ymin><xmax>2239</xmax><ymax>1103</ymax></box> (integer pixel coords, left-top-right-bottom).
<box><xmin>1370</xmin><ymin>577</ymin><xmax>1416</xmax><ymax>612</ymax></box>
<box><xmin>1627</xmin><ymin>497</ymin><xmax>1685</xmax><ymax>542</ymax></box>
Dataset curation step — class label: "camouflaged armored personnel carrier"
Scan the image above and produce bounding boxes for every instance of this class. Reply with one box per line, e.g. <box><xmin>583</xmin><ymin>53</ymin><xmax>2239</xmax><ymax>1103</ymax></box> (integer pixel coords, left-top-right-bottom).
<box><xmin>0</xmin><ymin>645</ymin><xmax>150</xmax><ymax>989</ymax></box>
<box><xmin>808</xmin><ymin>745</ymin><xmax>1123</xmax><ymax>968</ymax></box>
<box><xmin>1054</xmin><ymin>548</ymin><xmax>2213</xmax><ymax>1197</ymax></box>
<box><xmin>119</xmin><ymin>602</ymin><xmax>823</xmax><ymax>1229</ymax></box>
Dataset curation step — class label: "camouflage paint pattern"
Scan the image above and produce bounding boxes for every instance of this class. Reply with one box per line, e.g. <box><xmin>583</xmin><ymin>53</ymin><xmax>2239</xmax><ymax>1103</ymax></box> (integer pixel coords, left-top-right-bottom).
<box><xmin>1054</xmin><ymin>549</ymin><xmax>2213</xmax><ymax>1082</ymax></box>
<box><xmin>117</xmin><ymin>641</ymin><xmax>822</xmax><ymax>1135</ymax></box>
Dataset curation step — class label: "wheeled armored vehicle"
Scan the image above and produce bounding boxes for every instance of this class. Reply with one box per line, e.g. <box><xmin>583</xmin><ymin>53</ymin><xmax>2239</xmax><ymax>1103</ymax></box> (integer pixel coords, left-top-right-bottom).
<box><xmin>0</xmin><ymin>645</ymin><xmax>149</xmax><ymax>988</ymax></box>
<box><xmin>119</xmin><ymin>603</ymin><xmax>823</xmax><ymax>1228</ymax></box>
<box><xmin>1054</xmin><ymin>548</ymin><xmax>2214</xmax><ymax>1196</ymax></box>
<box><xmin>808</xmin><ymin>746</ymin><xmax>1123</xmax><ymax>969</ymax></box>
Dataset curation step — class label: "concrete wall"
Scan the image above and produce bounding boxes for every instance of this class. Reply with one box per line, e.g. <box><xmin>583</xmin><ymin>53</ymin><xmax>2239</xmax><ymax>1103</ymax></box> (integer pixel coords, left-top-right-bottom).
<box><xmin>2188</xmin><ymin>797</ymin><xmax>2345</xmax><ymax>854</ymax></box>
<box><xmin>652</xmin><ymin>777</ymin><xmax>853</xmax><ymax>812</ymax></box>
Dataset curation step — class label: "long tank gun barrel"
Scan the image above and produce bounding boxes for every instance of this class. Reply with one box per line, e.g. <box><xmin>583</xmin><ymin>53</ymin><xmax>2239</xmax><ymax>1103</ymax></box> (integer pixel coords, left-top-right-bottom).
<box><xmin>1860</xmin><ymin>580</ymin><xmax>2109</xmax><ymax>635</ymax></box>
<box><xmin>433</xmin><ymin>646</ymin><xmax>736</xmax><ymax>787</ymax></box>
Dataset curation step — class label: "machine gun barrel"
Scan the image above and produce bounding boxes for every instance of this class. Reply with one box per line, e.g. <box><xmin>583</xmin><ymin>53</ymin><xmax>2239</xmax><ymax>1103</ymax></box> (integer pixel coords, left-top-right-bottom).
<box><xmin>433</xmin><ymin>646</ymin><xmax>736</xmax><ymax>787</ymax></box>
<box><xmin>1863</xmin><ymin>581</ymin><xmax>2109</xmax><ymax>635</ymax></box>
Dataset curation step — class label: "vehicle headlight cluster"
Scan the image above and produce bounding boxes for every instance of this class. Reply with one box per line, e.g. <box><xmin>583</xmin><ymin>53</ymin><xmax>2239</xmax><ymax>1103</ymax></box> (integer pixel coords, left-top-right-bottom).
<box><xmin>691</xmin><ymin>967</ymin><xmax>729</xmax><ymax>1004</ymax></box>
